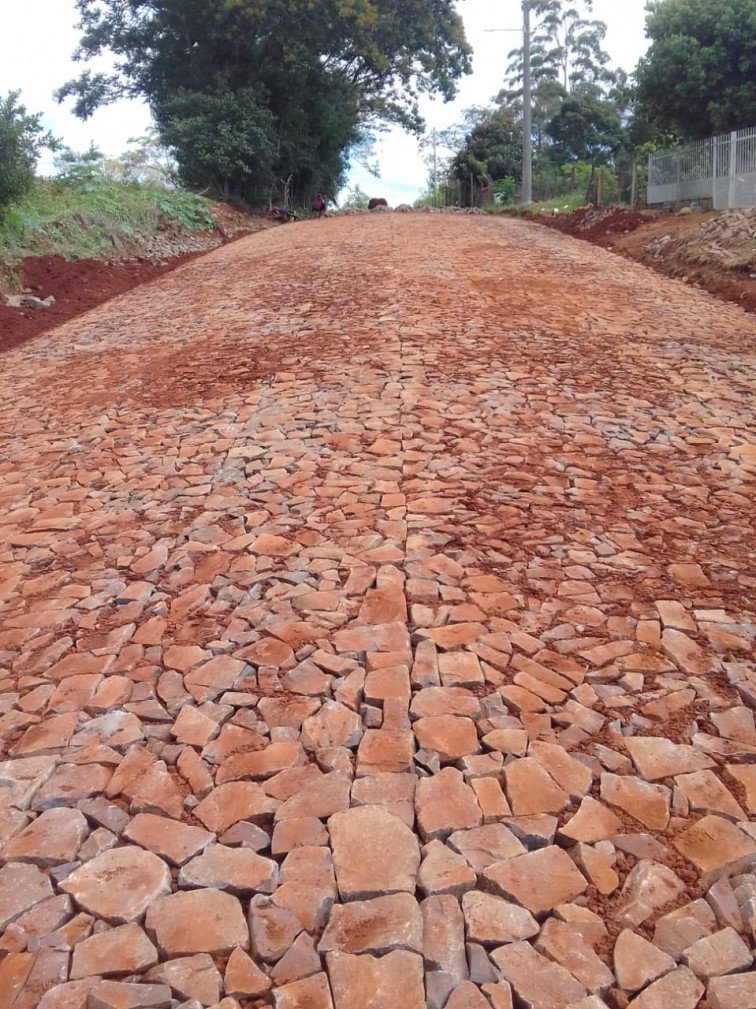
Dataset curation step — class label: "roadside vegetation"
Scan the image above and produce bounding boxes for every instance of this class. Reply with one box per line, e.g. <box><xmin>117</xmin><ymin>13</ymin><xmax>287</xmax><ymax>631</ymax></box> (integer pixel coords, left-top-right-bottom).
<box><xmin>418</xmin><ymin>0</ymin><xmax>756</xmax><ymax>209</ymax></box>
<box><xmin>0</xmin><ymin>133</ymin><xmax>215</xmax><ymax>286</ymax></box>
<box><xmin>1</xmin><ymin>0</ymin><xmax>474</xmax><ymax>279</ymax></box>
<box><xmin>3</xmin><ymin>0</ymin><xmax>756</xmax><ymax>280</ymax></box>
<box><xmin>487</xmin><ymin>193</ymin><xmax>590</xmax><ymax>216</ymax></box>
<box><xmin>57</xmin><ymin>0</ymin><xmax>471</xmax><ymax>209</ymax></box>
<box><xmin>0</xmin><ymin>170</ymin><xmax>213</xmax><ymax>268</ymax></box>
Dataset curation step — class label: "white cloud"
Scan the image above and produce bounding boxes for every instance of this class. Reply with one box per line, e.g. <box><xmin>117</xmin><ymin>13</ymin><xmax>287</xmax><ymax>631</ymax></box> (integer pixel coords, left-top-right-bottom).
<box><xmin>1</xmin><ymin>0</ymin><xmax>650</xmax><ymax>195</ymax></box>
<box><xmin>0</xmin><ymin>0</ymin><xmax>152</xmax><ymax>173</ymax></box>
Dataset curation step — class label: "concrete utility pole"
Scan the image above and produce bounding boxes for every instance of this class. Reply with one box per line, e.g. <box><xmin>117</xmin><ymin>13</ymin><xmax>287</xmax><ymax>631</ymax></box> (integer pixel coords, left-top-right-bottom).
<box><xmin>521</xmin><ymin>0</ymin><xmax>533</xmax><ymax>206</ymax></box>
<box><xmin>485</xmin><ymin>2</ymin><xmax>533</xmax><ymax>206</ymax></box>
<box><xmin>432</xmin><ymin>129</ymin><xmax>438</xmax><ymax>206</ymax></box>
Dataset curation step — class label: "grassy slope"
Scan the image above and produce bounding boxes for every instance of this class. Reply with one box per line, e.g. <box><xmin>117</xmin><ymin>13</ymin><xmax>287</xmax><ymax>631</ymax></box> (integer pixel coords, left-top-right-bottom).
<box><xmin>0</xmin><ymin>178</ymin><xmax>215</xmax><ymax>277</ymax></box>
<box><xmin>486</xmin><ymin>192</ymin><xmax>590</xmax><ymax>216</ymax></box>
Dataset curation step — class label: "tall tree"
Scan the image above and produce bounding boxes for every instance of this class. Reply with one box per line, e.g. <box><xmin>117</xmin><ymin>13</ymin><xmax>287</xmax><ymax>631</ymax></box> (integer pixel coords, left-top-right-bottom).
<box><xmin>502</xmin><ymin>0</ymin><xmax>614</xmax><ymax>101</ymax></box>
<box><xmin>449</xmin><ymin>107</ymin><xmax>523</xmax><ymax>195</ymax></box>
<box><xmin>499</xmin><ymin>0</ymin><xmax>617</xmax><ymax>163</ymax></box>
<box><xmin>57</xmin><ymin>0</ymin><xmax>471</xmax><ymax>204</ymax></box>
<box><xmin>536</xmin><ymin>0</ymin><xmax>615</xmax><ymax>95</ymax></box>
<box><xmin>157</xmin><ymin>86</ymin><xmax>277</xmax><ymax>203</ymax></box>
<box><xmin>635</xmin><ymin>0</ymin><xmax>756</xmax><ymax>139</ymax></box>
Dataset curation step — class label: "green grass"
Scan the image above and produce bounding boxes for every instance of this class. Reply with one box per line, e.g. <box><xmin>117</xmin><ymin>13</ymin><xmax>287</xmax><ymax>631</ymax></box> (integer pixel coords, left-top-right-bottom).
<box><xmin>486</xmin><ymin>192</ymin><xmax>589</xmax><ymax>216</ymax></box>
<box><xmin>0</xmin><ymin>178</ymin><xmax>215</xmax><ymax>270</ymax></box>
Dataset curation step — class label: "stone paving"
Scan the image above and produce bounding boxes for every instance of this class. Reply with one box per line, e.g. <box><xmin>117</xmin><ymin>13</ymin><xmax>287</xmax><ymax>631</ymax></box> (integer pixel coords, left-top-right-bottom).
<box><xmin>0</xmin><ymin>214</ymin><xmax>755</xmax><ymax>1009</ymax></box>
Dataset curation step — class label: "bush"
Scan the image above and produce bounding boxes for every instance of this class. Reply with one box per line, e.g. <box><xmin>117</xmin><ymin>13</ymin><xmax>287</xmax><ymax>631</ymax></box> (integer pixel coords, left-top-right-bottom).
<box><xmin>0</xmin><ymin>176</ymin><xmax>215</xmax><ymax>268</ymax></box>
<box><xmin>341</xmin><ymin>185</ymin><xmax>370</xmax><ymax>210</ymax></box>
<box><xmin>492</xmin><ymin>177</ymin><xmax>516</xmax><ymax>204</ymax></box>
<box><xmin>158</xmin><ymin>87</ymin><xmax>276</xmax><ymax>204</ymax></box>
<box><xmin>0</xmin><ymin>92</ymin><xmax>56</xmax><ymax>217</ymax></box>
<box><xmin>53</xmin><ymin>144</ymin><xmax>109</xmax><ymax>192</ymax></box>
<box><xmin>154</xmin><ymin>190</ymin><xmax>214</xmax><ymax>231</ymax></box>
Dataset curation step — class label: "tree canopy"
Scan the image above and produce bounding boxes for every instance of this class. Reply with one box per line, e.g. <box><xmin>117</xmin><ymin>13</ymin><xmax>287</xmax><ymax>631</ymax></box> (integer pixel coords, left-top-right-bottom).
<box><xmin>635</xmin><ymin>0</ymin><xmax>756</xmax><ymax>139</ymax></box>
<box><xmin>485</xmin><ymin>0</ymin><xmax>624</xmax><ymax>194</ymax></box>
<box><xmin>502</xmin><ymin>0</ymin><xmax>614</xmax><ymax>103</ymax></box>
<box><xmin>58</xmin><ymin>0</ymin><xmax>471</xmax><ymax>205</ymax></box>
<box><xmin>425</xmin><ymin>0</ymin><xmax>756</xmax><ymax>208</ymax></box>
<box><xmin>449</xmin><ymin>108</ymin><xmax>522</xmax><ymax>189</ymax></box>
<box><xmin>547</xmin><ymin>94</ymin><xmax>623</xmax><ymax>164</ymax></box>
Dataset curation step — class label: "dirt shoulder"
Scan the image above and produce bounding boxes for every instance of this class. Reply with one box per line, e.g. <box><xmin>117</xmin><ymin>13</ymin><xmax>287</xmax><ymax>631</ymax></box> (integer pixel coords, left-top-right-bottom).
<box><xmin>0</xmin><ymin>203</ymin><xmax>275</xmax><ymax>355</ymax></box>
<box><xmin>526</xmin><ymin>205</ymin><xmax>756</xmax><ymax>315</ymax></box>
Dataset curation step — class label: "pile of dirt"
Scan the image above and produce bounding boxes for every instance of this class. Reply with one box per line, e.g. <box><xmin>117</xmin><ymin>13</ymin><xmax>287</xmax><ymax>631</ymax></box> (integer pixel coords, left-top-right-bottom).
<box><xmin>209</xmin><ymin>202</ymin><xmax>271</xmax><ymax>238</ymax></box>
<box><xmin>531</xmin><ymin>206</ymin><xmax>653</xmax><ymax>245</ymax></box>
<box><xmin>528</xmin><ymin>204</ymin><xmax>756</xmax><ymax>316</ymax></box>
<box><xmin>644</xmin><ymin>207</ymin><xmax>756</xmax><ymax>271</ymax></box>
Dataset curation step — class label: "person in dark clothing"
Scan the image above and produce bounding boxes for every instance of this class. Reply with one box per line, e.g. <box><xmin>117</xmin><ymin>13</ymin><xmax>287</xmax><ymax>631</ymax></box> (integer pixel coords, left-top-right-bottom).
<box><xmin>312</xmin><ymin>195</ymin><xmax>326</xmax><ymax>218</ymax></box>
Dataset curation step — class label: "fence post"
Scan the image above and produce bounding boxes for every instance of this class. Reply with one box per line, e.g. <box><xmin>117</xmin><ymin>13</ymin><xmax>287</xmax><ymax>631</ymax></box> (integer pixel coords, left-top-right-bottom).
<box><xmin>712</xmin><ymin>138</ymin><xmax>718</xmax><ymax>209</ymax></box>
<box><xmin>728</xmin><ymin>130</ymin><xmax>738</xmax><ymax>210</ymax></box>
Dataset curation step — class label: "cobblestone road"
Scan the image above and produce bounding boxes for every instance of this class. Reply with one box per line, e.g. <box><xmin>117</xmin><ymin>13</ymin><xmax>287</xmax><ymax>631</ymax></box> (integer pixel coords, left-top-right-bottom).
<box><xmin>1</xmin><ymin>215</ymin><xmax>756</xmax><ymax>1009</ymax></box>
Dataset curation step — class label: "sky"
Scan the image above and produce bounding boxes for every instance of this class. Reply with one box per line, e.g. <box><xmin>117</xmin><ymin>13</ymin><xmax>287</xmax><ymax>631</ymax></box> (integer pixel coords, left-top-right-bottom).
<box><xmin>1</xmin><ymin>0</ymin><xmax>651</xmax><ymax>203</ymax></box>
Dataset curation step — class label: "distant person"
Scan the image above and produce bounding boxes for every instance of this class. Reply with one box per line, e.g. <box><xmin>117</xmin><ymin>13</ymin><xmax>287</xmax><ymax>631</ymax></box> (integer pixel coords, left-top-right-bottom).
<box><xmin>312</xmin><ymin>195</ymin><xmax>327</xmax><ymax>218</ymax></box>
<box><xmin>271</xmin><ymin>206</ymin><xmax>298</xmax><ymax>223</ymax></box>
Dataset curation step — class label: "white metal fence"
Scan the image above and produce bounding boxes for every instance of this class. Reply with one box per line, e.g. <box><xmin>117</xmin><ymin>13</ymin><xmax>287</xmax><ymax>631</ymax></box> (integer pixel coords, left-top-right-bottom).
<box><xmin>647</xmin><ymin>127</ymin><xmax>756</xmax><ymax>210</ymax></box>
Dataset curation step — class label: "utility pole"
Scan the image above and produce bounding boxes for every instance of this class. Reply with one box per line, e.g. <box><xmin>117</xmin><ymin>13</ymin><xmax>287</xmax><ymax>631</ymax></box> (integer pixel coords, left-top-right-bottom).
<box><xmin>521</xmin><ymin>0</ymin><xmax>532</xmax><ymax>205</ymax></box>
<box><xmin>485</xmin><ymin>2</ymin><xmax>533</xmax><ymax>206</ymax></box>
<box><xmin>432</xmin><ymin>129</ymin><xmax>438</xmax><ymax>207</ymax></box>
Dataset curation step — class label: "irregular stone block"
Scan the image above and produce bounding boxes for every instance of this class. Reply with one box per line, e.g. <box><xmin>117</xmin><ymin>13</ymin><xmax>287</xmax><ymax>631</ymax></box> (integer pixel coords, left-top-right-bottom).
<box><xmin>481</xmin><ymin>845</ymin><xmax>588</xmax><ymax>917</ymax></box>
<box><xmin>626</xmin><ymin>966</ymin><xmax>703</xmax><ymax>1009</ymax></box>
<box><xmin>329</xmin><ymin>805</ymin><xmax>420</xmax><ymax>900</ymax></box>
<box><xmin>492</xmin><ymin>941</ymin><xmax>587</xmax><ymax>1009</ymax></box>
<box><xmin>60</xmin><ymin>846</ymin><xmax>171</xmax><ymax>924</ymax></box>
<box><xmin>325</xmin><ymin>950</ymin><xmax>425</xmax><ymax>1009</ymax></box>
<box><xmin>319</xmin><ymin>892</ymin><xmax>422</xmax><ymax>955</ymax></box>
<box><xmin>145</xmin><ymin>889</ymin><xmax>249</xmax><ymax>955</ymax></box>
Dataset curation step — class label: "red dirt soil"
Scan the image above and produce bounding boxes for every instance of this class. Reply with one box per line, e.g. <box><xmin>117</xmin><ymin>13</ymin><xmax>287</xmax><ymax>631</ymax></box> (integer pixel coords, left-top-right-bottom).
<box><xmin>527</xmin><ymin>205</ymin><xmax>756</xmax><ymax>315</ymax></box>
<box><xmin>529</xmin><ymin>206</ymin><xmax>652</xmax><ymax>244</ymax></box>
<box><xmin>0</xmin><ymin>201</ymin><xmax>272</xmax><ymax>355</ymax></box>
<box><xmin>0</xmin><ymin>246</ymin><xmax>233</xmax><ymax>355</ymax></box>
